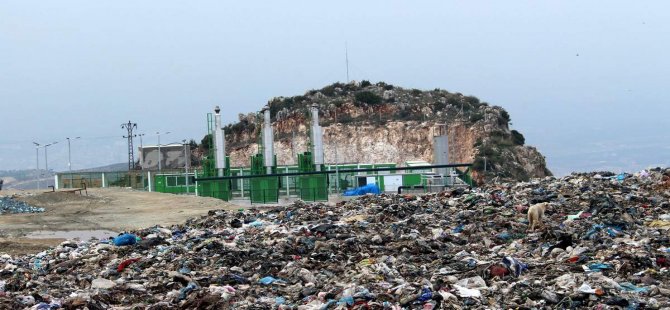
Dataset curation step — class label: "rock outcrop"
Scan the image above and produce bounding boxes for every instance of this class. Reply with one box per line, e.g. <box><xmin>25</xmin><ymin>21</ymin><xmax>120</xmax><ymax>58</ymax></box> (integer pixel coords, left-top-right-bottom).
<box><xmin>219</xmin><ymin>81</ymin><xmax>551</xmax><ymax>183</ymax></box>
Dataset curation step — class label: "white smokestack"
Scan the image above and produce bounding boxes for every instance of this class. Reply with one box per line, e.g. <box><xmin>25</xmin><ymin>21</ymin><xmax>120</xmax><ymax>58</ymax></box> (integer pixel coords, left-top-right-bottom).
<box><xmin>262</xmin><ymin>105</ymin><xmax>274</xmax><ymax>172</ymax></box>
<box><xmin>310</xmin><ymin>103</ymin><xmax>324</xmax><ymax>169</ymax></box>
<box><xmin>214</xmin><ymin>106</ymin><xmax>226</xmax><ymax>176</ymax></box>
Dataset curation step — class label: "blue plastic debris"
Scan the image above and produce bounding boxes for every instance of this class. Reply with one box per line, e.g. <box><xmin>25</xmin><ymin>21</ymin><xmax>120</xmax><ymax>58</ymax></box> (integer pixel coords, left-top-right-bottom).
<box><xmin>337</xmin><ymin>296</ymin><xmax>354</xmax><ymax>306</ymax></box>
<box><xmin>177</xmin><ymin>282</ymin><xmax>198</xmax><ymax>301</ymax></box>
<box><xmin>584</xmin><ymin>224</ymin><xmax>605</xmax><ymax>239</ymax></box>
<box><xmin>275</xmin><ymin>296</ymin><xmax>286</xmax><ymax>305</ymax></box>
<box><xmin>502</xmin><ymin>256</ymin><xmax>528</xmax><ymax>277</ymax></box>
<box><xmin>619</xmin><ymin>282</ymin><xmax>648</xmax><ymax>293</ymax></box>
<box><xmin>259</xmin><ymin>276</ymin><xmax>286</xmax><ymax>285</ymax></box>
<box><xmin>248</xmin><ymin>220</ymin><xmax>264</xmax><ymax>228</ymax></box>
<box><xmin>179</xmin><ymin>266</ymin><xmax>191</xmax><ymax>274</ymax></box>
<box><xmin>0</xmin><ymin>197</ymin><xmax>45</xmax><ymax>215</ymax></box>
<box><xmin>452</xmin><ymin>224</ymin><xmax>464</xmax><ymax>233</ymax></box>
<box><xmin>497</xmin><ymin>232</ymin><xmax>512</xmax><ymax>240</ymax></box>
<box><xmin>606</xmin><ymin>227</ymin><xmax>620</xmax><ymax>237</ymax></box>
<box><xmin>617</xmin><ymin>173</ymin><xmax>626</xmax><ymax>181</ymax></box>
<box><xmin>343</xmin><ymin>184</ymin><xmax>381</xmax><ymax>196</ymax></box>
<box><xmin>588</xmin><ymin>263</ymin><xmax>612</xmax><ymax>271</ymax></box>
<box><xmin>417</xmin><ymin>287</ymin><xmax>433</xmax><ymax>302</ymax></box>
<box><xmin>113</xmin><ymin>233</ymin><xmax>138</xmax><ymax>246</ymax></box>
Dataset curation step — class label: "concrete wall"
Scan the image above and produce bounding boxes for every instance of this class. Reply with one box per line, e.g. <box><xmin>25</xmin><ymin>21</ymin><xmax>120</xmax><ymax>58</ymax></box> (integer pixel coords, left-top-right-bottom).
<box><xmin>140</xmin><ymin>144</ymin><xmax>190</xmax><ymax>170</ymax></box>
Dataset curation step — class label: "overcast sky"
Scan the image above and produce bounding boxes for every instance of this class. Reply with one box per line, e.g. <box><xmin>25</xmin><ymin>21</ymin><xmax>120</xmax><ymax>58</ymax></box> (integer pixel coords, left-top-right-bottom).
<box><xmin>1</xmin><ymin>1</ymin><xmax>668</xmax><ymax>176</ymax></box>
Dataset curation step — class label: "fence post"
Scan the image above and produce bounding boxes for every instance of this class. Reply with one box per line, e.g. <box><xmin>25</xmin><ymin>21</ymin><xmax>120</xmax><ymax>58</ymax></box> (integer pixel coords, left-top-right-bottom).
<box><xmin>285</xmin><ymin>167</ymin><xmax>290</xmax><ymax>197</ymax></box>
<box><xmin>194</xmin><ymin>170</ymin><xmax>198</xmax><ymax>196</ymax></box>
<box><xmin>147</xmin><ymin>171</ymin><xmax>152</xmax><ymax>192</ymax></box>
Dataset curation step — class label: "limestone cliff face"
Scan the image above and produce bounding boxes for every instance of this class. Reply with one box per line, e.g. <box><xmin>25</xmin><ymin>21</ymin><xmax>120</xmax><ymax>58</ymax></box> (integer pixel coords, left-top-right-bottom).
<box><xmin>221</xmin><ymin>81</ymin><xmax>551</xmax><ymax>183</ymax></box>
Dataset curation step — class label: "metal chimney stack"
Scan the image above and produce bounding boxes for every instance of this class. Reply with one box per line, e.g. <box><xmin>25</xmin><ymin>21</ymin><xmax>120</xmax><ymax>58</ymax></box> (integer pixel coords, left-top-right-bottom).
<box><xmin>433</xmin><ymin>123</ymin><xmax>449</xmax><ymax>177</ymax></box>
<box><xmin>213</xmin><ymin>106</ymin><xmax>226</xmax><ymax>177</ymax></box>
<box><xmin>262</xmin><ymin>105</ymin><xmax>274</xmax><ymax>174</ymax></box>
<box><xmin>310</xmin><ymin>103</ymin><xmax>324</xmax><ymax>171</ymax></box>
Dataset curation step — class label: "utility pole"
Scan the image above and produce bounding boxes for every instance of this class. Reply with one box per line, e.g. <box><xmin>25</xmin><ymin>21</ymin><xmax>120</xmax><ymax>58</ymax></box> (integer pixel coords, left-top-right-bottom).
<box><xmin>121</xmin><ymin>121</ymin><xmax>137</xmax><ymax>171</ymax></box>
<box><xmin>32</xmin><ymin>142</ymin><xmax>40</xmax><ymax>190</ymax></box>
<box><xmin>66</xmin><ymin>137</ymin><xmax>80</xmax><ymax>188</ymax></box>
<box><xmin>43</xmin><ymin>142</ymin><xmax>58</xmax><ymax>187</ymax></box>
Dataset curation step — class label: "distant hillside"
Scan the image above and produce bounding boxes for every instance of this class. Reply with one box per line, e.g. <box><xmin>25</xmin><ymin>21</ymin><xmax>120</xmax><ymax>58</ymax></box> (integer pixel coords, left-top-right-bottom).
<box><xmin>0</xmin><ymin>163</ymin><xmax>127</xmax><ymax>191</ymax></box>
<box><xmin>211</xmin><ymin>81</ymin><xmax>551</xmax><ymax>183</ymax></box>
<box><xmin>73</xmin><ymin>163</ymin><xmax>128</xmax><ymax>173</ymax></box>
<box><xmin>0</xmin><ymin>169</ymin><xmax>53</xmax><ymax>191</ymax></box>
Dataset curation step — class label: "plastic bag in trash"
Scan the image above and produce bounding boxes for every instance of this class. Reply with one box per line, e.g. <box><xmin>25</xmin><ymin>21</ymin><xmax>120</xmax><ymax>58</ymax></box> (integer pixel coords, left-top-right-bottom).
<box><xmin>113</xmin><ymin>233</ymin><xmax>138</xmax><ymax>246</ymax></box>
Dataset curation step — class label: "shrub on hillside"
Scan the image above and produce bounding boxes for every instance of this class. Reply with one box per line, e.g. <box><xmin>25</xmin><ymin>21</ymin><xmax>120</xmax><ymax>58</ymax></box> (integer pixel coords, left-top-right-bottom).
<box><xmin>354</xmin><ymin>91</ymin><xmax>382</xmax><ymax>106</ymax></box>
<box><xmin>511</xmin><ymin>130</ymin><xmax>525</xmax><ymax>145</ymax></box>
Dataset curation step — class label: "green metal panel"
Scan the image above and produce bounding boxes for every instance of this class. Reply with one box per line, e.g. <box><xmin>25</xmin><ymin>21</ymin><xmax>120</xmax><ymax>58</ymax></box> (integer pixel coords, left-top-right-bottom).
<box><xmin>402</xmin><ymin>174</ymin><xmax>423</xmax><ymax>186</ymax></box>
<box><xmin>154</xmin><ymin>174</ymin><xmax>199</xmax><ymax>195</ymax></box>
<box><xmin>296</xmin><ymin>152</ymin><xmax>328</xmax><ymax>201</ymax></box>
<box><xmin>250</xmin><ymin>177</ymin><xmax>279</xmax><ymax>203</ymax></box>
<box><xmin>298</xmin><ymin>174</ymin><xmax>328</xmax><ymax>201</ymax></box>
<box><xmin>249</xmin><ymin>153</ymin><xmax>279</xmax><ymax>204</ymax></box>
<box><xmin>199</xmin><ymin>152</ymin><xmax>232</xmax><ymax>201</ymax></box>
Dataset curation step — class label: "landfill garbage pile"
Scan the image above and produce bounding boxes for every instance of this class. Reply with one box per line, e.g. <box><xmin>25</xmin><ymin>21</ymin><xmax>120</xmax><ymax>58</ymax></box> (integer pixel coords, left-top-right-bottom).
<box><xmin>1</xmin><ymin>169</ymin><xmax>670</xmax><ymax>309</ymax></box>
<box><xmin>0</xmin><ymin>197</ymin><xmax>45</xmax><ymax>215</ymax></box>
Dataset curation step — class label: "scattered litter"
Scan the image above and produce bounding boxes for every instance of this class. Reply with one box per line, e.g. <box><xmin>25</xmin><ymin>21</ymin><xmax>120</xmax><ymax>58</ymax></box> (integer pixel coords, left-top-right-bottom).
<box><xmin>0</xmin><ymin>168</ymin><xmax>669</xmax><ymax>308</ymax></box>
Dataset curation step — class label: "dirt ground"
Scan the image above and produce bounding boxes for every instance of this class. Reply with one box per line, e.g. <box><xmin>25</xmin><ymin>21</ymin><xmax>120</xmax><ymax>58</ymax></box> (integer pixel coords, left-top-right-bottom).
<box><xmin>0</xmin><ymin>188</ymin><xmax>240</xmax><ymax>256</ymax></box>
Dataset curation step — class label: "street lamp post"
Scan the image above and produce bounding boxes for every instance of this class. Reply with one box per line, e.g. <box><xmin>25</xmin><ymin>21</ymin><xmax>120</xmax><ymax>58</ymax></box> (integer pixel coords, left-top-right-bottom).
<box><xmin>32</xmin><ymin>142</ymin><xmax>40</xmax><ymax>190</ymax></box>
<box><xmin>183</xmin><ymin>139</ymin><xmax>190</xmax><ymax>194</ymax></box>
<box><xmin>66</xmin><ymin>137</ymin><xmax>80</xmax><ymax>188</ymax></box>
<box><xmin>156</xmin><ymin>131</ymin><xmax>170</xmax><ymax>171</ymax></box>
<box><xmin>43</xmin><ymin>141</ymin><xmax>58</xmax><ymax>188</ymax></box>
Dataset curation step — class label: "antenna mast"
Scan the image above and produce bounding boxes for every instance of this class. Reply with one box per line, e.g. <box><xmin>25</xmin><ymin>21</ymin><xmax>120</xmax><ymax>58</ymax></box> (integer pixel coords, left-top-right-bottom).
<box><xmin>345</xmin><ymin>41</ymin><xmax>350</xmax><ymax>83</ymax></box>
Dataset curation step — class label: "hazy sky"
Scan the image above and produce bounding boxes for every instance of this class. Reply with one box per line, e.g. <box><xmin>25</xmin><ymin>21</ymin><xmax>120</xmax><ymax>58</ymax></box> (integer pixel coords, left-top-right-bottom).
<box><xmin>1</xmin><ymin>1</ymin><xmax>669</xmax><ymax>176</ymax></box>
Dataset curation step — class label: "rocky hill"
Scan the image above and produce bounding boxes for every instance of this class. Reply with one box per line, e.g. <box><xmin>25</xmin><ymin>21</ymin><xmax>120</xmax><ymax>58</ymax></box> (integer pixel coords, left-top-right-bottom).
<box><xmin>216</xmin><ymin>81</ymin><xmax>551</xmax><ymax>183</ymax></box>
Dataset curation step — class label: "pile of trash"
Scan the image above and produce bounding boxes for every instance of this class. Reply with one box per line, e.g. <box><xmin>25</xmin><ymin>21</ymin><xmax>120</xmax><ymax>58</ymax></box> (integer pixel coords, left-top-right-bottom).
<box><xmin>1</xmin><ymin>168</ymin><xmax>670</xmax><ymax>309</ymax></box>
<box><xmin>0</xmin><ymin>197</ymin><xmax>45</xmax><ymax>215</ymax></box>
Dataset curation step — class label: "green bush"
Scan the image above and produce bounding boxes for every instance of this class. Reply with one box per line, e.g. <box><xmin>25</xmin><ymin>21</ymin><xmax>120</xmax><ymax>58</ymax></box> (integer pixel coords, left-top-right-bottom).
<box><xmin>469</xmin><ymin>112</ymin><xmax>484</xmax><ymax>123</ymax></box>
<box><xmin>446</xmin><ymin>97</ymin><xmax>460</xmax><ymax>107</ymax></box>
<box><xmin>464</xmin><ymin>96</ymin><xmax>480</xmax><ymax>105</ymax></box>
<box><xmin>354</xmin><ymin>91</ymin><xmax>382</xmax><ymax>106</ymax></box>
<box><xmin>411</xmin><ymin>89</ymin><xmax>422</xmax><ymax>96</ymax></box>
<box><xmin>339</xmin><ymin>114</ymin><xmax>354</xmax><ymax>124</ymax></box>
<box><xmin>511</xmin><ymin>130</ymin><xmax>525</xmax><ymax>145</ymax></box>
<box><xmin>500</xmin><ymin>110</ymin><xmax>511</xmax><ymax>123</ymax></box>
<box><xmin>377</xmin><ymin>82</ymin><xmax>394</xmax><ymax>90</ymax></box>
<box><xmin>360</xmin><ymin>80</ymin><xmax>371</xmax><ymax>87</ymax></box>
<box><xmin>200</xmin><ymin>134</ymin><xmax>212</xmax><ymax>151</ymax></box>
<box><xmin>321</xmin><ymin>84</ymin><xmax>342</xmax><ymax>96</ymax></box>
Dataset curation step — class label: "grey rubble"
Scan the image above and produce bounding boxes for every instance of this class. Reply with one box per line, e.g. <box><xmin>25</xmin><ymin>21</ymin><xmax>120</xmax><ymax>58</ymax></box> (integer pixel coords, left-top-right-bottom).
<box><xmin>1</xmin><ymin>169</ymin><xmax>670</xmax><ymax>309</ymax></box>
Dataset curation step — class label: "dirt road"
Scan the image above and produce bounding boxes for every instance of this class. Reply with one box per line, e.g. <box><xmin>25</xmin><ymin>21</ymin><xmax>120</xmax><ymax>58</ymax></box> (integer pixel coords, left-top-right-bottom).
<box><xmin>0</xmin><ymin>188</ymin><xmax>239</xmax><ymax>256</ymax></box>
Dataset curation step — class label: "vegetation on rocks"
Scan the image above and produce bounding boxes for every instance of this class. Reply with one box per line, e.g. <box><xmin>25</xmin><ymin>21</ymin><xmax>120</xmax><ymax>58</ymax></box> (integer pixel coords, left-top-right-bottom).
<box><xmin>198</xmin><ymin>81</ymin><xmax>551</xmax><ymax>183</ymax></box>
